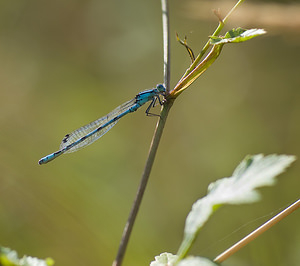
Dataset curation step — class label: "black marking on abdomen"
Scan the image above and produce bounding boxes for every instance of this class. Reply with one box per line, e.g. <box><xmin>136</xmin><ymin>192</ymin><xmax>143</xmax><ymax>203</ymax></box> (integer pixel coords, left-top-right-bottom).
<box><xmin>62</xmin><ymin>134</ymin><xmax>70</xmax><ymax>143</ymax></box>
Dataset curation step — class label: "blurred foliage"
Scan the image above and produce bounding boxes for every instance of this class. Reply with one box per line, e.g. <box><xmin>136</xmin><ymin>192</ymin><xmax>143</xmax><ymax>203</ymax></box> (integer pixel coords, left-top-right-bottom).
<box><xmin>177</xmin><ymin>154</ymin><xmax>296</xmax><ymax>261</ymax></box>
<box><xmin>0</xmin><ymin>1</ymin><xmax>299</xmax><ymax>266</ymax></box>
<box><xmin>0</xmin><ymin>247</ymin><xmax>54</xmax><ymax>266</ymax></box>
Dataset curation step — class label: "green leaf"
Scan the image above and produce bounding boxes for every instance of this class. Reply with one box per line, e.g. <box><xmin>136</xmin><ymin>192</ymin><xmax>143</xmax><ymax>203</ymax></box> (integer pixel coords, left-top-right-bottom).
<box><xmin>177</xmin><ymin>256</ymin><xmax>218</xmax><ymax>266</ymax></box>
<box><xmin>150</xmin><ymin>253</ymin><xmax>178</xmax><ymax>266</ymax></box>
<box><xmin>210</xmin><ymin>28</ymin><xmax>266</xmax><ymax>45</ymax></box>
<box><xmin>207</xmin><ymin>154</ymin><xmax>296</xmax><ymax>205</ymax></box>
<box><xmin>0</xmin><ymin>247</ymin><xmax>54</xmax><ymax>266</ymax></box>
<box><xmin>177</xmin><ymin>154</ymin><xmax>296</xmax><ymax>259</ymax></box>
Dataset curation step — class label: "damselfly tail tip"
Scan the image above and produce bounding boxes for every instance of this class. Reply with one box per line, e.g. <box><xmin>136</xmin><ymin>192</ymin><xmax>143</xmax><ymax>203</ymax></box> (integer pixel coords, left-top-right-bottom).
<box><xmin>38</xmin><ymin>158</ymin><xmax>46</xmax><ymax>165</ymax></box>
<box><xmin>38</xmin><ymin>155</ymin><xmax>51</xmax><ymax>165</ymax></box>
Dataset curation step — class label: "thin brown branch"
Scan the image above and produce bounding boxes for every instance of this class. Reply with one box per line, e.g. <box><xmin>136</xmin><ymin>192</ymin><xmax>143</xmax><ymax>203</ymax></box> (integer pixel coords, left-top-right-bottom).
<box><xmin>113</xmin><ymin>103</ymin><xmax>172</xmax><ymax>266</ymax></box>
<box><xmin>214</xmin><ymin>199</ymin><xmax>300</xmax><ymax>263</ymax></box>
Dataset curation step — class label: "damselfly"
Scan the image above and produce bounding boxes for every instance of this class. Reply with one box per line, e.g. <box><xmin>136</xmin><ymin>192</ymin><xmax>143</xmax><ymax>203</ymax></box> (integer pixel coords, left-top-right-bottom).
<box><xmin>38</xmin><ymin>84</ymin><xmax>166</xmax><ymax>165</ymax></box>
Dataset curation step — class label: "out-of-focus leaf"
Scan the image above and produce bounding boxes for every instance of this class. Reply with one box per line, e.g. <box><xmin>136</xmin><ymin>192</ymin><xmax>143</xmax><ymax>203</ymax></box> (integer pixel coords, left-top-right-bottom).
<box><xmin>177</xmin><ymin>256</ymin><xmax>218</xmax><ymax>266</ymax></box>
<box><xmin>150</xmin><ymin>252</ymin><xmax>178</xmax><ymax>266</ymax></box>
<box><xmin>210</xmin><ymin>28</ymin><xmax>266</xmax><ymax>44</ymax></box>
<box><xmin>0</xmin><ymin>247</ymin><xmax>54</xmax><ymax>266</ymax></box>
<box><xmin>177</xmin><ymin>154</ymin><xmax>296</xmax><ymax>259</ymax></box>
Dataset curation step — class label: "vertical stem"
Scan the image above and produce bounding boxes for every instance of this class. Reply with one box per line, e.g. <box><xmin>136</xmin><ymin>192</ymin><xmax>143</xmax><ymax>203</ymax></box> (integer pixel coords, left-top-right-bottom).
<box><xmin>113</xmin><ymin>104</ymin><xmax>172</xmax><ymax>266</ymax></box>
<box><xmin>161</xmin><ymin>0</ymin><xmax>170</xmax><ymax>91</ymax></box>
<box><xmin>113</xmin><ymin>1</ymin><xmax>171</xmax><ymax>265</ymax></box>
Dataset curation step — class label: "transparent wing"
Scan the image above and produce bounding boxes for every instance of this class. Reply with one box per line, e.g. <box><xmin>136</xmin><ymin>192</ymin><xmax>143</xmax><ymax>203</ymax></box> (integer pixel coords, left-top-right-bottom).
<box><xmin>59</xmin><ymin>98</ymin><xmax>136</xmax><ymax>153</ymax></box>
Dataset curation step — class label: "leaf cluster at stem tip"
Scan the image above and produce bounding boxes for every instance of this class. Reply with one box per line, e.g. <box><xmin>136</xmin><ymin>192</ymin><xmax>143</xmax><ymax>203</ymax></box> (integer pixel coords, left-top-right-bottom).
<box><xmin>168</xmin><ymin>28</ymin><xmax>266</xmax><ymax>99</ymax></box>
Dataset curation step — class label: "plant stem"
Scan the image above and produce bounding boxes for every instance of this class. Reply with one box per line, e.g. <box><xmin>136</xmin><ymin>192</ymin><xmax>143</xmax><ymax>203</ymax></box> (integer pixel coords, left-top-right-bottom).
<box><xmin>113</xmin><ymin>103</ymin><xmax>173</xmax><ymax>266</ymax></box>
<box><xmin>171</xmin><ymin>44</ymin><xmax>223</xmax><ymax>97</ymax></box>
<box><xmin>113</xmin><ymin>1</ymin><xmax>171</xmax><ymax>265</ymax></box>
<box><xmin>214</xmin><ymin>199</ymin><xmax>300</xmax><ymax>263</ymax></box>
<box><xmin>161</xmin><ymin>0</ymin><xmax>170</xmax><ymax>92</ymax></box>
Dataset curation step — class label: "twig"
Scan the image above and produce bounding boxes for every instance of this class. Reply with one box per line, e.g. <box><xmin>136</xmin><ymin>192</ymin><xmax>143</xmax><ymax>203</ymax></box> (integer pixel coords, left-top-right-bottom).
<box><xmin>161</xmin><ymin>0</ymin><xmax>170</xmax><ymax>92</ymax></box>
<box><xmin>112</xmin><ymin>104</ymin><xmax>172</xmax><ymax>266</ymax></box>
<box><xmin>113</xmin><ymin>1</ymin><xmax>171</xmax><ymax>265</ymax></box>
<box><xmin>214</xmin><ymin>199</ymin><xmax>300</xmax><ymax>263</ymax></box>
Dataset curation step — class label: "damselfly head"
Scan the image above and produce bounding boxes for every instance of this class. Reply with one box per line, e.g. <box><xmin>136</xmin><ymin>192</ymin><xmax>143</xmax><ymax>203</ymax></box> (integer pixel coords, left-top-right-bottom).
<box><xmin>156</xmin><ymin>84</ymin><xmax>166</xmax><ymax>93</ymax></box>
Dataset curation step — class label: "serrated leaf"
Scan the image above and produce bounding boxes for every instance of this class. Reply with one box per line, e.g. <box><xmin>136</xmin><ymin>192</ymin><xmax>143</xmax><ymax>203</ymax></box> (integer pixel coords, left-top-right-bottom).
<box><xmin>210</xmin><ymin>28</ymin><xmax>266</xmax><ymax>45</ymax></box>
<box><xmin>177</xmin><ymin>256</ymin><xmax>218</xmax><ymax>266</ymax></box>
<box><xmin>177</xmin><ymin>154</ymin><xmax>296</xmax><ymax>259</ymax></box>
<box><xmin>150</xmin><ymin>253</ymin><xmax>178</xmax><ymax>266</ymax></box>
<box><xmin>0</xmin><ymin>247</ymin><xmax>54</xmax><ymax>266</ymax></box>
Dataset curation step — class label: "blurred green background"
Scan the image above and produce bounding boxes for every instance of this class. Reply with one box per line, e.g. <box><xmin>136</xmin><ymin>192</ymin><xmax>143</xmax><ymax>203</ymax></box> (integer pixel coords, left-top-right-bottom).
<box><xmin>0</xmin><ymin>0</ymin><xmax>299</xmax><ymax>265</ymax></box>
